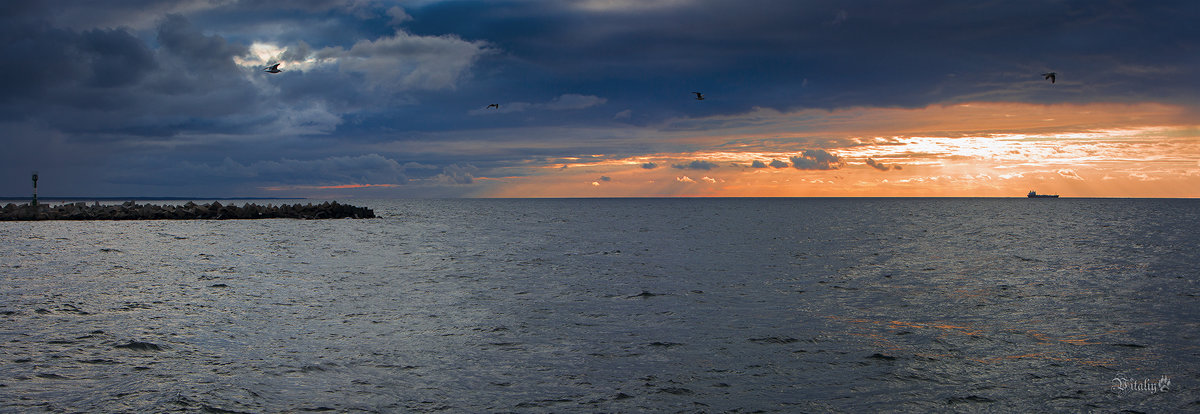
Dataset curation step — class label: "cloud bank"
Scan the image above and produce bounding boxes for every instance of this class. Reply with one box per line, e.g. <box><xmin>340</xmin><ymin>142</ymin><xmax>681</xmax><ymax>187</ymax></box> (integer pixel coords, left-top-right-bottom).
<box><xmin>0</xmin><ymin>1</ymin><xmax>1197</xmax><ymax>197</ymax></box>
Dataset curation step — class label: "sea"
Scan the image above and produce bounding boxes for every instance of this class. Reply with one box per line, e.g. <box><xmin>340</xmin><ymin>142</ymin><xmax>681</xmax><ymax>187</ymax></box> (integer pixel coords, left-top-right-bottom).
<box><xmin>2</xmin><ymin>198</ymin><xmax>1197</xmax><ymax>413</ymax></box>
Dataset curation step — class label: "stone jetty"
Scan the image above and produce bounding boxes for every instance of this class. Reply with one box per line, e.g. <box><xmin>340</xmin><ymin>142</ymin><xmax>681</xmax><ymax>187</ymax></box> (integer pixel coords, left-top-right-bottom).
<box><xmin>0</xmin><ymin>201</ymin><xmax>374</xmax><ymax>221</ymax></box>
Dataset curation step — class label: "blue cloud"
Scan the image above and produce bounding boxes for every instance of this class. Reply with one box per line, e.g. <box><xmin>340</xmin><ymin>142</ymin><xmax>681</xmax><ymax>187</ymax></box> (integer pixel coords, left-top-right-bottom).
<box><xmin>790</xmin><ymin>150</ymin><xmax>843</xmax><ymax>170</ymax></box>
<box><xmin>865</xmin><ymin>158</ymin><xmax>900</xmax><ymax>171</ymax></box>
<box><xmin>672</xmin><ymin>160</ymin><xmax>720</xmax><ymax>170</ymax></box>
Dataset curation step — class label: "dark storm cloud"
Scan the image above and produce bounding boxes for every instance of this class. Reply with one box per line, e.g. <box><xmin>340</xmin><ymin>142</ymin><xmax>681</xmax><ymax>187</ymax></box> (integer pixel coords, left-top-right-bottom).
<box><xmin>0</xmin><ymin>17</ymin><xmax>155</xmax><ymax>102</ymax></box>
<box><xmin>157</xmin><ymin>14</ymin><xmax>247</xmax><ymax>71</ymax></box>
<box><xmin>750</xmin><ymin>160</ymin><xmax>767</xmax><ymax>168</ymax></box>
<box><xmin>672</xmin><ymin>160</ymin><xmax>720</xmax><ymax>170</ymax></box>
<box><xmin>407</xmin><ymin>0</ymin><xmax>1200</xmax><ymax>112</ymax></box>
<box><xmin>0</xmin><ymin>11</ymin><xmax>266</xmax><ymax>140</ymax></box>
<box><xmin>78</xmin><ymin>28</ymin><xmax>158</xmax><ymax>88</ymax></box>
<box><xmin>642</xmin><ymin>162</ymin><xmax>658</xmax><ymax>169</ymax></box>
<box><xmin>0</xmin><ymin>3</ymin><xmax>461</xmax><ymax>196</ymax></box>
<box><xmin>790</xmin><ymin>150</ymin><xmax>843</xmax><ymax>170</ymax></box>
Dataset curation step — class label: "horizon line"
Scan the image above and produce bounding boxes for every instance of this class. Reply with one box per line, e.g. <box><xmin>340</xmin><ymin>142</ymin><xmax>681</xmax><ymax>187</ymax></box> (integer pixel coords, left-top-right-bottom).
<box><xmin>0</xmin><ymin>196</ymin><xmax>306</xmax><ymax>201</ymax></box>
<box><xmin>3</xmin><ymin>195</ymin><xmax>1198</xmax><ymax>201</ymax></box>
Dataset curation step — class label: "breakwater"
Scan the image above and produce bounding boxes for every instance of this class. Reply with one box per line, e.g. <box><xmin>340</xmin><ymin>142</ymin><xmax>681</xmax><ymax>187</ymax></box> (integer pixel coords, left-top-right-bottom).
<box><xmin>0</xmin><ymin>201</ymin><xmax>374</xmax><ymax>221</ymax></box>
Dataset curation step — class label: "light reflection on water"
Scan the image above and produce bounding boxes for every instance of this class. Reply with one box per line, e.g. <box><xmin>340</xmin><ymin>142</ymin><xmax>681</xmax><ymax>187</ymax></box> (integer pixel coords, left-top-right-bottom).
<box><xmin>1</xmin><ymin>198</ymin><xmax>1197</xmax><ymax>412</ymax></box>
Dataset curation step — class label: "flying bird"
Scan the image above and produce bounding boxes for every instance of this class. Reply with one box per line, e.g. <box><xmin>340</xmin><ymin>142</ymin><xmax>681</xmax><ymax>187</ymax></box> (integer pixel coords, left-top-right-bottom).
<box><xmin>1042</xmin><ymin>72</ymin><xmax>1056</xmax><ymax>83</ymax></box>
<box><xmin>264</xmin><ymin>63</ymin><xmax>282</xmax><ymax>74</ymax></box>
<box><xmin>692</xmin><ymin>92</ymin><xmax>705</xmax><ymax>100</ymax></box>
<box><xmin>486</xmin><ymin>103</ymin><xmax>499</xmax><ymax>109</ymax></box>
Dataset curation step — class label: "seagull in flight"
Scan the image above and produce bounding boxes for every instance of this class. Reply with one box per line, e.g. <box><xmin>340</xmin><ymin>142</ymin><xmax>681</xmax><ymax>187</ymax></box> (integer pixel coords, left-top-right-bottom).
<box><xmin>486</xmin><ymin>103</ymin><xmax>499</xmax><ymax>109</ymax></box>
<box><xmin>264</xmin><ymin>63</ymin><xmax>282</xmax><ymax>74</ymax></box>
<box><xmin>1042</xmin><ymin>72</ymin><xmax>1056</xmax><ymax>83</ymax></box>
<box><xmin>692</xmin><ymin>92</ymin><xmax>705</xmax><ymax>101</ymax></box>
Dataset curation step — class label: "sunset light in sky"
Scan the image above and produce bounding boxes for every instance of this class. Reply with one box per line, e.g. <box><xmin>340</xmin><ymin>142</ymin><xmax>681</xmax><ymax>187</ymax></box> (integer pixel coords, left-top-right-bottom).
<box><xmin>479</xmin><ymin>102</ymin><xmax>1200</xmax><ymax>198</ymax></box>
<box><xmin>2</xmin><ymin>1</ymin><xmax>1197</xmax><ymax>198</ymax></box>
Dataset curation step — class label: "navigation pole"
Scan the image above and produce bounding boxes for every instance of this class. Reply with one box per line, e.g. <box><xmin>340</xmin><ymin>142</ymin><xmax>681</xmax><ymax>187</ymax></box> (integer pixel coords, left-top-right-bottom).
<box><xmin>31</xmin><ymin>172</ymin><xmax>38</xmax><ymax>206</ymax></box>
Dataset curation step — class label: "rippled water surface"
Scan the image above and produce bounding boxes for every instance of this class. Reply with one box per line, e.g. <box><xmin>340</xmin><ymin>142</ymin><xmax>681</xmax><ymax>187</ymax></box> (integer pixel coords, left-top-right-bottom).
<box><xmin>2</xmin><ymin>198</ymin><xmax>1198</xmax><ymax>412</ymax></box>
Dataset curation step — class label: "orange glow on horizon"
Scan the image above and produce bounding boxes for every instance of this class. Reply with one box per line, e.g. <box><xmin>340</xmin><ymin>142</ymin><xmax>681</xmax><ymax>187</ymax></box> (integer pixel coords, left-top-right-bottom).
<box><xmin>252</xmin><ymin>102</ymin><xmax>1198</xmax><ymax>198</ymax></box>
<box><xmin>479</xmin><ymin>102</ymin><xmax>1200</xmax><ymax>198</ymax></box>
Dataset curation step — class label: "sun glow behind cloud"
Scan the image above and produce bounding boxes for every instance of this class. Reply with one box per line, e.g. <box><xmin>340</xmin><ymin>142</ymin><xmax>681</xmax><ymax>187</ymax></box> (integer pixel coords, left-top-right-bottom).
<box><xmin>478</xmin><ymin>102</ymin><xmax>1200</xmax><ymax>198</ymax></box>
<box><xmin>241</xmin><ymin>102</ymin><xmax>1199</xmax><ymax>198</ymax></box>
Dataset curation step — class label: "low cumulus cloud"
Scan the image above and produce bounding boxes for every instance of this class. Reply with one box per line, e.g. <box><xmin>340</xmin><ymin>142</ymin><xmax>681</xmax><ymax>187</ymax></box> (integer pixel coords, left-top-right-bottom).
<box><xmin>641</xmin><ymin>162</ymin><xmax>658</xmax><ymax>169</ymax></box>
<box><xmin>750</xmin><ymin>160</ymin><xmax>768</xmax><ymax>168</ymax></box>
<box><xmin>672</xmin><ymin>160</ymin><xmax>720</xmax><ymax>170</ymax></box>
<box><xmin>769</xmin><ymin>159</ymin><xmax>789</xmax><ymax>168</ymax></box>
<box><xmin>790</xmin><ymin>150</ymin><xmax>844</xmax><ymax>170</ymax></box>
<box><xmin>865</xmin><ymin>158</ymin><xmax>902</xmax><ymax>171</ymax></box>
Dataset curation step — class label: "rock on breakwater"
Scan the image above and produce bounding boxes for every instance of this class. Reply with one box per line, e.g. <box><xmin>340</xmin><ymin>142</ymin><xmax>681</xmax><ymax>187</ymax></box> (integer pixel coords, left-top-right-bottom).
<box><xmin>0</xmin><ymin>200</ymin><xmax>374</xmax><ymax>221</ymax></box>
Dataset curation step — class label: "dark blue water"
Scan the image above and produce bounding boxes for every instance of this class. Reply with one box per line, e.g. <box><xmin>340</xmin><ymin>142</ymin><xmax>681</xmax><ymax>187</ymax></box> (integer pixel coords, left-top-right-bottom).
<box><xmin>2</xmin><ymin>198</ymin><xmax>1197</xmax><ymax>412</ymax></box>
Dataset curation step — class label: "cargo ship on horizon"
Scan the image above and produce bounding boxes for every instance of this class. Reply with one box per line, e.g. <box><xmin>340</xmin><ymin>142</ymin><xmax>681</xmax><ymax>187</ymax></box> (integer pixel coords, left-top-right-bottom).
<box><xmin>1027</xmin><ymin>190</ymin><xmax>1059</xmax><ymax>198</ymax></box>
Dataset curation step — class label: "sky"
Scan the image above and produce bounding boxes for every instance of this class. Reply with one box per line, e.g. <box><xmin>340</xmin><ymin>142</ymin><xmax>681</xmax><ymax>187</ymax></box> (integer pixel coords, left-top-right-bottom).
<box><xmin>2</xmin><ymin>0</ymin><xmax>1198</xmax><ymax>198</ymax></box>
